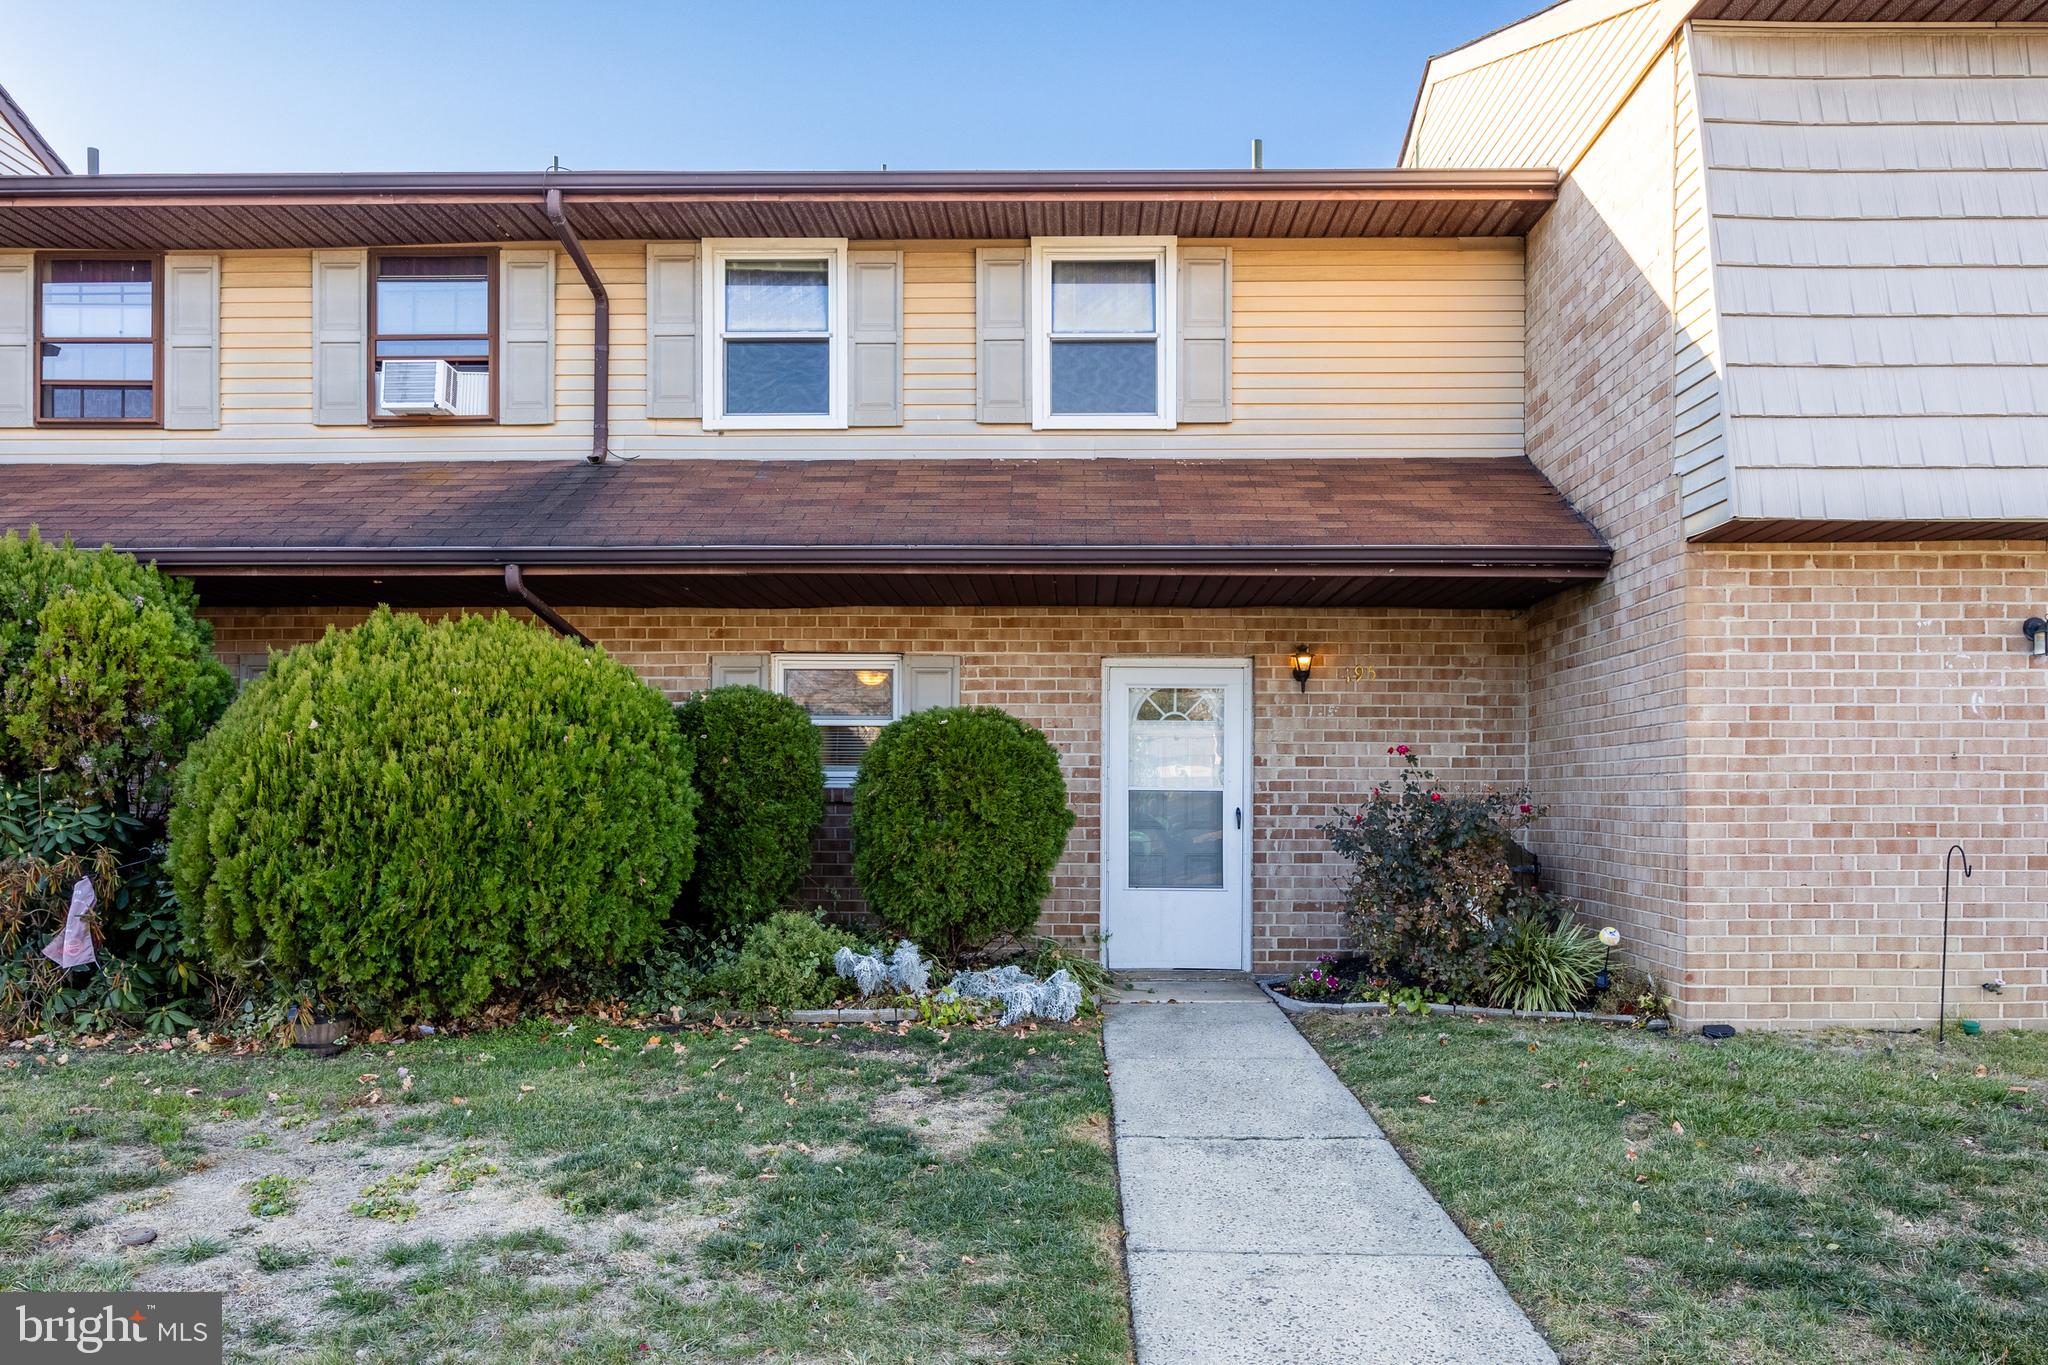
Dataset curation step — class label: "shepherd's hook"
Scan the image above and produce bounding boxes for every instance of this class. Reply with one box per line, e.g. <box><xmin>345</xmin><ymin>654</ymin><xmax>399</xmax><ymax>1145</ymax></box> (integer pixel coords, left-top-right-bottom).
<box><xmin>1937</xmin><ymin>844</ymin><xmax>1973</xmax><ymax>1047</ymax></box>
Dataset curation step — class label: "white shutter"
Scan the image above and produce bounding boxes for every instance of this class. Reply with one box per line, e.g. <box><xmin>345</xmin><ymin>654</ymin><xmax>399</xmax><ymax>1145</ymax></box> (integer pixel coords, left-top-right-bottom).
<box><xmin>1177</xmin><ymin>246</ymin><xmax>1231</xmax><ymax>423</ymax></box>
<box><xmin>646</xmin><ymin>243</ymin><xmax>700</xmax><ymax>419</ymax></box>
<box><xmin>498</xmin><ymin>248</ymin><xmax>555</xmax><ymax>425</ymax></box>
<box><xmin>975</xmin><ymin>247</ymin><xmax>1031</xmax><ymax>424</ymax></box>
<box><xmin>0</xmin><ymin>253</ymin><xmax>31</xmax><ymax>428</ymax></box>
<box><xmin>847</xmin><ymin>248</ymin><xmax>902</xmax><ymax>426</ymax></box>
<box><xmin>904</xmin><ymin>656</ymin><xmax>959</xmax><ymax>712</ymax></box>
<box><xmin>310</xmin><ymin>249</ymin><xmax>369</xmax><ymax>426</ymax></box>
<box><xmin>161</xmin><ymin>254</ymin><xmax>221</xmax><ymax>430</ymax></box>
<box><xmin>709</xmin><ymin>654</ymin><xmax>768</xmax><ymax>689</ymax></box>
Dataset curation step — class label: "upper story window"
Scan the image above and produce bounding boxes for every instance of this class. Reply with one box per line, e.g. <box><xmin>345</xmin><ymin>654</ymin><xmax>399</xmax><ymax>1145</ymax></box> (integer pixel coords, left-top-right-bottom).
<box><xmin>704</xmin><ymin>239</ymin><xmax>847</xmax><ymax>430</ymax></box>
<box><xmin>772</xmin><ymin>653</ymin><xmax>900</xmax><ymax>785</ymax></box>
<box><xmin>1032</xmin><ymin>237</ymin><xmax>1176</xmax><ymax>431</ymax></box>
<box><xmin>37</xmin><ymin>258</ymin><xmax>158</xmax><ymax>425</ymax></box>
<box><xmin>370</xmin><ymin>251</ymin><xmax>495</xmax><ymax>420</ymax></box>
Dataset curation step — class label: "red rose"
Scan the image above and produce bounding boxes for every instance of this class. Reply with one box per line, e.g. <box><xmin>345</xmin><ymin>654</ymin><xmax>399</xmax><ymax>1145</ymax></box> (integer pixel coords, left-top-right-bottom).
<box><xmin>1519</xmin><ymin>803</ymin><xmax>1532</xmax><ymax>814</ymax></box>
<box><xmin>1396</xmin><ymin>744</ymin><xmax>1411</xmax><ymax>755</ymax></box>
<box><xmin>1430</xmin><ymin>792</ymin><xmax>1442</xmax><ymax>802</ymax></box>
<box><xmin>1386</xmin><ymin>746</ymin><xmax>1395</xmax><ymax>754</ymax></box>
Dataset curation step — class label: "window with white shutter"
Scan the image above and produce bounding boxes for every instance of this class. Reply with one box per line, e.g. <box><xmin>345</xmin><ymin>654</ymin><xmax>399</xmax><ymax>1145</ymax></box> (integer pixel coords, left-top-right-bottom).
<box><xmin>702</xmin><ymin>239</ymin><xmax>849</xmax><ymax>430</ymax></box>
<box><xmin>1029</xmin><ymin>237</ymin><xmax>1177</xmax><ymax>431</ymax></box>
<box><xmin>772</xmin><ymin>653</ymin><xmax>902</xmax><ymax>786</ymax></box>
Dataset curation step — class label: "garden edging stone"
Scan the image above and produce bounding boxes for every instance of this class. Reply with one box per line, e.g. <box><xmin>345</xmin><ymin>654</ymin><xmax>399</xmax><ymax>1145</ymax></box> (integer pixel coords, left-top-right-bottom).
<box><xmin>1256</xmin><ymin>976</ymin><xmax>1636</xmax><ymax>1025</ymax></box>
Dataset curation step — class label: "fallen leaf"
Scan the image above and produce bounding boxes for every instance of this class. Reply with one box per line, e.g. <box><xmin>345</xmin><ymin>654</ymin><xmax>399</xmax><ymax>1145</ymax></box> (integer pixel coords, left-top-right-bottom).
<box><xmin>1671</xmin><ymin>1121</ymin><xmax>1684</xmax><ymax>1135</ymax></box>
<box><xmin>1417</xmin><ymin>1095</ymin><xmax>1437</xmax><ymax>1105</ymax></box>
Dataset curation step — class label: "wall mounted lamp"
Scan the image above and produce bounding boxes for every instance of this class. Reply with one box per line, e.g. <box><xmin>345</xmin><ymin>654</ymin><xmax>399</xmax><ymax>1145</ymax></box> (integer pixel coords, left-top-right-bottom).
<box><xmin>1291</xmin><ymin>647</ymin><xmax>1314</xmax><ymax>692</ymax></box>
<box><xmin>2025</xmin><ymin>617</ymin><xmax>2046</xmax><ymax>657</ymax></box>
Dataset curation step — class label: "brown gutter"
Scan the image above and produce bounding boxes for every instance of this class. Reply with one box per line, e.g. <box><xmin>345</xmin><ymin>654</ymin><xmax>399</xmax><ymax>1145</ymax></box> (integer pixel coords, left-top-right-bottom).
<box><xmin>0</xmin><ymin>167</ymin><xmax>1558</xmax><ymax>201</ymax></box>
<box><xmin>542</xmin><ymin>188</ymin><xmax>609</xmax><ymax>465</ymax></box>
<box><xmin>115</xmin><ymin>543</ymin><xmax>1614</xmax><ymax>573</ymax></box>
<box><xmin>503</xmin><ymin>563</ymin><xmax>592</xmax><ymax>646</ymax></box>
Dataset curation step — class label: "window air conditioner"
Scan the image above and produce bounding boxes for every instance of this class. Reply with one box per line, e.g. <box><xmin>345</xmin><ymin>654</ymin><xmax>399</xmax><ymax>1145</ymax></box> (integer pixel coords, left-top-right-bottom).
<box><xmin>379</xmin><ymin>358</ymin><xmax>461</xmax><ymax>415</ymax></box>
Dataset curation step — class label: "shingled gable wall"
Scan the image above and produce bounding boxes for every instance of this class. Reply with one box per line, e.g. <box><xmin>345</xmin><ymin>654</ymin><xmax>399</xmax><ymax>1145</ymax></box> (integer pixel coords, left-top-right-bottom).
<box><xmin>202</xmin><ymin>604</ymin><xmax>1529</xmax><ymax>973</ymax></box>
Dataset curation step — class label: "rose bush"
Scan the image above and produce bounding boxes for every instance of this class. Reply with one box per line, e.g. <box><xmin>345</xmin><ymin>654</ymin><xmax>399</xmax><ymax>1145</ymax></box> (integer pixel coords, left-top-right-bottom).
<box><xmin>1320</xmin><ymin>746</ymin><xmax>1539</xmax><ymax>1000</ymax></box>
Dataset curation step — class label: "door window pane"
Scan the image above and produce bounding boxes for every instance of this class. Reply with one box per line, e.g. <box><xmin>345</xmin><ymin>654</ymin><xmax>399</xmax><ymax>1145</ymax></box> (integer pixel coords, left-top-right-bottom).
<box><xmin>1129</xmin><ymin>791</ymin><xmax>1224</xmax><ymax>889</ymax></box>
<box><xmin>1128</xmin><ymin>687</ymin><xmax>1224</xmax><ymax>789</ymax></box>
<box><xmin>1051</xmin><ymin>339</ymin><xmax>1157</xmax><ymax>415</ymax></box>
<box><xmin>1127</xmin><ymin>687</ymin><xmax>1226</xmax><ymax>888</ymax></box>
<box><xmin>725</xmin><ymin>260</ymin><xmax>829</xmax><ymax>332</ymax></box>
<box><xmin>1052</xmin><ymin>259</ymin><xmax>1155</xmax><ymax>333</ymax></box>
<box><xmin>782</xmin><ymin>665</ymin><xmax>895</xmax><ymax>721</ymax></box>
<box><xmin>726</xmin><ymin>338</ymin><xmax>829</xmax><ymax>414</ymax></box>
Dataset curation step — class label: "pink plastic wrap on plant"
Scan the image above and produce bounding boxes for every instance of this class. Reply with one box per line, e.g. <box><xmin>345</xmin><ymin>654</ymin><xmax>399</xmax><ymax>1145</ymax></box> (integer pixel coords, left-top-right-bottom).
<box><xmin>41</xmin><ymin>878</ymin><xmax>98</xmax><ymax>970</ymax></box>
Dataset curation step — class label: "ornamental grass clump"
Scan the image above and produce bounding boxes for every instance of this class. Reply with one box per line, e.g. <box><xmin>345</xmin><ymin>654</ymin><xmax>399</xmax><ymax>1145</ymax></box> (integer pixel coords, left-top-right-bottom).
<box><xmin>852</xmin><ymin>707</ymin><xmax>1075</xmax><ymax>960</ymax></box>
<box><xmin>1320</xmin><ymin>745</ymin><xmax>1538</xmax><ymax>1002</ymax></box>
<box><xmin>1486</xmin><ymin>896</ymin><xmax>1604</xmax><ymax>1013</ymax></box>
<box><xmin>674</xmin><ymin>685</ymin><xmax>825</xmax><ymax>937</ymax></box>
<box><xmin>168</xmin><ymin>608</ymin><xmax>697</xmax><ymax>1023</ymax></box>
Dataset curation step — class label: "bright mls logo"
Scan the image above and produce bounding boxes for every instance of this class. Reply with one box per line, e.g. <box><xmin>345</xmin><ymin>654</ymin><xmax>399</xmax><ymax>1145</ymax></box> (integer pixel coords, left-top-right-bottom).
<box><xmin>4</xmin><ymin>1294</ymin><xmax>222</xmax><ymax>1363</ymax></box>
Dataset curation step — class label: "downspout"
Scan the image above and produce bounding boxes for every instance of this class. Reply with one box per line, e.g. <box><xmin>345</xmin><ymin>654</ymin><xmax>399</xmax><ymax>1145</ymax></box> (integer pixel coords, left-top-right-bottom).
<box><xmin>504</xmin><ymin>563</ymin><xmax>592</xmax><ymax>647</ymax></box>
<box><xmin>542</xmin><ymin>187</ymin><xmax>610</xmax><ymax>465</ymax></box>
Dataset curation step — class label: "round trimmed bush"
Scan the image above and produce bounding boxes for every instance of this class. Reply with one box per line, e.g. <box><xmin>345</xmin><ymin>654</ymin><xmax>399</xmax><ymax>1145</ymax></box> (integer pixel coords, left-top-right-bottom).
<box><xmin>675</xmin><ymin>685</ymin><xmax>824</xmax><ymax>936</ymax></box>
<box><xmin>168</xmin><ymin>608</ymin><xmax>697</xmax><ymax>1022</ymax></box>
<box><xmin>0</xmin><ymin>528</ymin><xmax>232</xmax><ymax>812</ymax></box>
<box><xmin>851</xmin><ymin>706</ymin><xmax>1075</xmax><ymax>958</ymax></box>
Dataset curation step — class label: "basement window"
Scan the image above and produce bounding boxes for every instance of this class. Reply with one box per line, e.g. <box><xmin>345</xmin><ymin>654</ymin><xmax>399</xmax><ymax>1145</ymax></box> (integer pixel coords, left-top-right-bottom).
<box><xmin>37</xmin><ymin>258</ymin><xmax>159</xmax><ymax>425</ymax></box>
<box><xmin>703</xmin><ymin>239</ymin><xmax>848</xmax><ymax>430</ymax></box>
<box><xmin>773</xmin><ymin>654</ymin><xmax>901</xmax><ymax>785</ymax></box>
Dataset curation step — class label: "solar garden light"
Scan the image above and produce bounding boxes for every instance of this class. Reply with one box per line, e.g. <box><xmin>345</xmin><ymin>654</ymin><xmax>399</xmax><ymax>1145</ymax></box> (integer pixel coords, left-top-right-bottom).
<box><xmin>2025</xmin><ymin>617</ymin><xmax>2047</xmax><ymax>657</ymax></box>
<box><xmin>1595</xmin><ymin>926</ymin><xmax>1621</xmax><ymax>991</ymax></box>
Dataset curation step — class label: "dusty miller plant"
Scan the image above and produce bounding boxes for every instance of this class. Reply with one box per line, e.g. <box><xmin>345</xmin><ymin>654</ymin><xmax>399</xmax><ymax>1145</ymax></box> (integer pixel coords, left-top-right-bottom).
<box><xmin>1320</xmin><ymin>745</ymin><xmax>1540</xmax><ymax>1001</ymax></box>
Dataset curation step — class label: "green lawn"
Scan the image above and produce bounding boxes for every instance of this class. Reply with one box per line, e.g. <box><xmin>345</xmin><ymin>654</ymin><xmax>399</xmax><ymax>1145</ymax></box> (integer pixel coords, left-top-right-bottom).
<box><xmin>1299</xmin><ymin>1014</ymin><xmax>2048</xmax><ymax>1365</ymax></box>
<box><xmin>0</xmin><ymin>1019</ymin><xmax>1131</xmax><ymax>1364</ymax></box>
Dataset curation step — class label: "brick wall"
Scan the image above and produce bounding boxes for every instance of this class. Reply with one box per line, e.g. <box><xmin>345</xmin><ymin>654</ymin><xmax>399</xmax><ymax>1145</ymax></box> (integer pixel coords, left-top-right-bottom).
<box><xmin>203</xmin><ymin>604</ymin><xmax>1529</xmax><ymax>972</ymax></box>
<box><xmin>1686</xmin><ymin>543</ymin><xmax>2048</xmax><ymax>1028</ymax></box>
<box><xmin>1520</xmin><ymin>46</ymin><xmax>1696</xmax><ymax>1003</ymax></box>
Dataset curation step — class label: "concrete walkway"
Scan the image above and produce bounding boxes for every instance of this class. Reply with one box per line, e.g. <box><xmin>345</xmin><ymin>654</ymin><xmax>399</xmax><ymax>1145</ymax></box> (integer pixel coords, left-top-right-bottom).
<box><xmin>1103</xmin><ymin>975</ymin><xmax>1555</xmax><ymax>1364</ymax></box>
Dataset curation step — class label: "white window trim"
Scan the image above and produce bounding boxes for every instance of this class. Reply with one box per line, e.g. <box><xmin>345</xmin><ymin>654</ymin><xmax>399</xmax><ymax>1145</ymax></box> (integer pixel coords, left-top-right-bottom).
<box><xmin>1030</xmin><ymin>236</ymin><xmax>1177</xmax><ymax>432</ymax></box>
<box><xmin>701</xmin><ymin>238</ymin><xmax>849</xmax><ymax>431</ymax></box>
<box><xmin>771</xmin><ymin>652</ymin><xmax>903</xmax><ymax>786</ymax></box>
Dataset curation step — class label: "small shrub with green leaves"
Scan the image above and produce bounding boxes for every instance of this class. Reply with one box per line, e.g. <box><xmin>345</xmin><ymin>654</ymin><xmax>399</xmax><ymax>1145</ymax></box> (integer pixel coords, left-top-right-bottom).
<box><xmin>675</xmin><ymin>685</ymin><xmax>825</xmax><ymax>936</ymax></box>
<box><xmin>714</xmin><ymin>910</ymin><xmax>855</xmax><ymax>1012</ymax></box>
<box><xmin>0</xmin><ymin>784</ymin><xmax>212</xmax><ymax>1037</ymax></box>
<box><xmin>852</xmin><ymin>707</ymin><xmax>1075</xmax><ymax>959</ymax></box>
<box><xmin>1320</xmin><ymin>745</ymin><xmax>1538</xmax><ymax>1001</ymax></box>
<box><xmin>0</xmin><ymin>529</ymin><xmax>232</xmax><ymax>813</ymax></box>
<box><xmin>1487</xmin><ymin>898</ymin><xmax>1604</xmax><ymax>1013</ymax></box>
<box><xmin>169</xmin><ymin>608</ymin><xmax>697</xmax><ymax>1024</ymax></box>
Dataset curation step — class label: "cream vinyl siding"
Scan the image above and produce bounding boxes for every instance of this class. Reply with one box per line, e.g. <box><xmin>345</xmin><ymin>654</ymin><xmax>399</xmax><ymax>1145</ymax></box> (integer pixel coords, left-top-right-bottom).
<box><xmin>1697</xmin><ymin>23</ymin><xmax>2048</xmax><ymax>523</ymax></box>
<box><xmin>0</xmin><ymin>117</ymin><xmax>53</xmax><ymax>176</ymax></box>
<box><xmin>1673</xmin><ymin>27</ymin><xmax>1731</xmax><ymax>536</ymax></box>
<box><xmin>0</xmin><ymin>237</ymin><xmax>1526</xmax><ymax>462</ymax></box>
<box><xmin>1403</xmin><ymin>0</ymin><xmax>1694</xmax><ymax>170</ymax></box>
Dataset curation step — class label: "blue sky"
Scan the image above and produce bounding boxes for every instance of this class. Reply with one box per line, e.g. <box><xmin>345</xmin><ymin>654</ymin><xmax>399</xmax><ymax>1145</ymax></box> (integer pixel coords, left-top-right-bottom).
<box><xmin>1</xmin><ymin>1</ymin><xmax>1540</xmax><ymax>174</ymax></box>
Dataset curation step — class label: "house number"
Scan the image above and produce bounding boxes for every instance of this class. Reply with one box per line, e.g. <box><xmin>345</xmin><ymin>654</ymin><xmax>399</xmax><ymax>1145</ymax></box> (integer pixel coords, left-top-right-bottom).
<box><xmin>1349</xmin><ymin>665</ymin><xmax>1375</xmax><ymax>683</ymax></box>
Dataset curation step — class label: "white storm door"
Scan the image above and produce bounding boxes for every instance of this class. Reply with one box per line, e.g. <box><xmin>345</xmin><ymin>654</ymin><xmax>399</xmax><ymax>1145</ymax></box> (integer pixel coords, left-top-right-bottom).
<box><xmin>1102</xmin><ymin>662</ymin><xmax>1251</xmax><ymax>969</ymax></box>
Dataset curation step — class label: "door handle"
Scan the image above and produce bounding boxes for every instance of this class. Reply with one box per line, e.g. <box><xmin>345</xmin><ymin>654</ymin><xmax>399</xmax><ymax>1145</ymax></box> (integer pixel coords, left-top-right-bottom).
<box><xmin>1235</xmin><ymin>806</ymin><xmax>1243</xmax><ymax>830</ymax></box>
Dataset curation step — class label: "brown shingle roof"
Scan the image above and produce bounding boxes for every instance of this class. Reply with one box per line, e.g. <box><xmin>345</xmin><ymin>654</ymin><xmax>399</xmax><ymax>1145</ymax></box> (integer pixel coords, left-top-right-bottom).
<box><xmin>0</xmin><ymin>457</ymin><xmax>1607</xmax><ymax>610</ymax></box>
